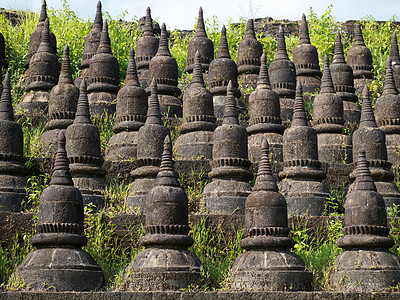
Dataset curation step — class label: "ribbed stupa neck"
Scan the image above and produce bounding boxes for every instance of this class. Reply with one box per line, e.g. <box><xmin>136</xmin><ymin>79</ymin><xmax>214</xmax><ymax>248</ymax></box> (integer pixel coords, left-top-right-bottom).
<box><xmin>58</xmin><ymin>45</ymin><xmax>73</xmax><ymax>85</ymax></box>
<box><xmin>274</xmin><ymin>25</ymin><xmax>289</xmax><ymax>60</ymax></box>
<box><xmin>37</xmin><ymin>18</ymin><xmax>52</xmax><ymax>53</ymax></box>
<box><xmin>93</xmin><ymin>1</ymin><xmax>103</xmax><ymax>31</ymax></box>
<box><xmin>39</xmin><ymin>0</ymin><xmax>47</xmax><ymax>23</ymax></box>
<box><xmin>96</xmin><ymin>20</ymin><xmax>112</xmax><ymax>54</ymax></box>
<box><xmin>359</xmin><ymin>85</ymin><xmax>377</xmax><ymax>129</ymax></box>
<box><xmin>353</xmin><ymin>23</ymin><xmax>365</xmax><ymax>47</ymax></box>
<box><xmin>291</xmin><ymin>81</ymin><xmax>308</xmax><ymax>127</ymax></box>
<box><xmin>216</xmin><ymin>25</ymin><xmax>231</xmax><ymax>59</ymax></box>
<box><xmin>383</xmin><ymin>57</ymin><xmax>399</xmax><ymax>95</ymax></box>
<box><xmin>194</xmin><ymin>7</ymin><xmax>207</xmax><ymax>38</ymax></box>
<box><xmin>143</xmin><ymin>7</ymin><xmax>154</xmax><ymax>37</ymax></box>
<box><xmin>390</xmin><ymin>32</ymin><xmax>400</xmax><ymax>64</ymax></box>
<box><xmin>244</xmin><ymin>19</ymin><xmax>256</xmax><ymax>39</ymax></box>
<box><xmin>299</xmin><ymin>13</ymin><xmax>311</xmax><ymax>45</ymax></box>
<box><xmin>332</xmin><ymin>31</ymin><xmax>346</xmax><ymax>64</ymax></box>
<box><xmin>157</xmin><ymin>135</ymin><xmax>179</xmax><ymax>187</ymax></box>
<box><xmin>353</xmin><ymin>150</ymin><xmax>376</xmax><ymax>191</ymax></box>
<box><xmin>74</xmin><ymin>79</ymin><xmax>92</xmax><ymax>124</ymax></box>
<box><xmin>222</xmin><ymin>80</ymin><xmax>239</xmax><ymax>125</ymax></box>
<box><xmin>253</xmin><ymin>138</ymin><xmax>279</xmax><ymax>192</ymax></box>
<box><xmin>50</xmin><ymin>132</ymin><xmax>74</xmax><ymax>186</ymax></box>
<box><xmin>191</xmin><ymin>50</ymin><xmax>205</xmax><ymax>87</ymax></box>
<box><xmin>145</xmin><ymin>79</ymin><xmax>163</xmax><ymax>125</ymax></box>
<box><xmin>320</xmin><ymin>55</ymin><xmax>336</xmax><ymax>94</ymax></box>
<box><xmin>0</xmin><ymin>72</ymin><xmax>14</xmax><ymax>121</ymax></box>
<box><xmin>124</xmin><ymin>48</ymin><xmax>140</xmax><ymax>87</ymax></box>
<box><xmin>257</xmin><ymin>53</ymin><xmax>271</xmax><ymax>88</ymax></box>
<box><xmin>156</xmin><ymin>23</ymin><xmax>171</xmax><ymax>57</ymax></box>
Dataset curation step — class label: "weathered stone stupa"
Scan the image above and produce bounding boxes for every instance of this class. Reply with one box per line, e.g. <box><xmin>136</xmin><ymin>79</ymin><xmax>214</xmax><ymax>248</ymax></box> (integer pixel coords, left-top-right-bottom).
<box><xmin>184</xmin><ymin>7</ymin><xmax>214</xmax><ymax>74</ymax></box>
<box><xmin>126</xmin><ymin>80</ymin><xmax>170</xmax><ymax>212</ymax></box>
<box><xmin>247</xmin><ymin>53</ymin><xmax>284</xmax><ymax>162</ymax></box>
<box><xmin>87</xmin><ymin>20</ymin><xmax>119</xmax><ymax>116</ymax></box>
<box><xmin>202</xmin><ymin>81</ymin><xmax>252</xmax><ymax>215</ymax></box>
<box><xmin>40</xmin><ymin>45</ymin><xmax>79</xmax><ymax>155</ymax></box>
<box><xmin>208</xmin><ymin>25</ymin><xmax>242</xmax><ymax>122</ymax></box>
<box><xmin>312</xmin><ymin>55</ymin><xmax>352</xmax><ymax>165</ymax></box>
<box><xmin>332</xmin><ymin>151</ymin><xmax>400</xmax><ymax>291</ymax></box>
<box><xmin>229</xmin><ymin>139</ymin><xmax>312</xmax><ymax>291</ymax></box>
<box><xmin>124</xmin><ymin>136</ymin><xmax>201</xmax><ymax>290</ymax></box>
<box><xmin>375</xmin><ymin>57</ymin><xmax>400</xmax><ymax>167</ymax></box>
<box><xmin>330</xmin><ymin>31</ymin><xmax>359</xmax><ymax>125</ymax></box>
<box><xmin>237</xmin><ymin>19</ymin><xmax>263</xmax><ymax>93</ymax></box>
<box><xmin>105</xmin><ymin>48</ymin><xmax>147</xmax><ymax>161</ymax></box>
<box><xmin>135</xmin><ymin>7</ymin><xmax>159</xmax><ymax>88</ymax></box>
<box><xmin>390</xmin><ymin>32</ymin><xmax>400</xmax><ymax>90</ymax></box>
<box><xmin>66</xmin><ymin>80</ymin><xmax>106</xmax><ymax>211</ymax></box>
<box><xmin>147</xmin><ymin>23</ymin><xmax>182</xmax><ymax>118</ymax></box>
<box><xmin>292</xmin><ymin>14</ymin><xmax>321</xmax><ymax>93</ymax></box>
<box><xmin>347</xmin><ymin>23</ymin><xmax>374</xmax><ymax>95</ymax></box>
<box><xmin>349</xmin><ymin>85</ymin><xmax>400</xmax><ymax>210</ymax></box>
<box><xmin>20</xmin><ymin>18</ymin><xmax>60</xmax><ymax>113</ymax></box>
<box><xmin>75</xmin><ymin>1</ymin><xmax>103</xmax><ymax>88</ymax></box>
<box><xmin>269</xmin><ymin>25</ymin><xmax>296</xmax><ymax>123</ymax></box>
<box><xmin>16</xmin><ymin>133</ymin><xmax>104</xmax><ymax>291</ymax></box>
<box><xmin>174</xmin><ymin>51</ymin><xmax>216</xmax><ymax>159</ymax></box>
<box><xmin>24</xmin><ymin>0</ymin><xmax>57</xmax><ymax>69</ymax></box>
<box><xmin>0</xmin><ymin>73</ymin><xmax>28</xmax><ymax>212</ymax></box>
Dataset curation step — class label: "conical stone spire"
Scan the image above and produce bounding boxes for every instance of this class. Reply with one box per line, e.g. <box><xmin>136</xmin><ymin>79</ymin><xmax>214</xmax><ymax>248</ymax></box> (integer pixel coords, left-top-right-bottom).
<box><xmin>374</xmin><ymin>57</ymin><xmax>400</xmax><ymax>167</ymax></box>
<box><xmin>36</xmin><ymin>19</ymin><xmax>52</xmax><ymax>53</ymax></box>
<box><xmin>390</xmin><ymin>32</ymin><xmax>400</xmax><ymax>90</ymax></box>
<box><xmin>217</xmin><ymin>25</ymin><xmax>231</xmax><ymax>59</ymax></box>
<box><xmin>184</xmin><ymin>7</ymin><xmax>214</xmax><ymax>73</ymax></box>
<box><xmin>280</xmin><ymin>81</ymin><xmax>328</xmax><ymax>215</ymax></box>
<box><xmin>333</xmin><ymin>31</ymin><xmax>346</xmax><ymax>64</ymax></box>
<box><xmin>105</xmin><ymin>47</ymin><xmax>147</xmax><ymax>161</ymax></box>
<box><xmin>174</xmin><ymin>51</ymin><xmax>216</xmax><ymax>159</ymax></box>
<box><xmin>320</xmin><ymin>55</ymin><xmax>336</xmax><ymax>94</ymax></box>
<box><xmin>247</xmin><ymin>53</ymin><xmax>284</xmax><ymax>162</ymax></box>
<box><xmin>66</xmin><ymin>79</ymin><xmax>106</xmax><ymax>211</ymax></box>
<box><xmin>93</xmin><ymin>1</ymin><xmax>103</xmax><ymax>30</ymax></box>
<box><xmin>350</xmin><ymin>85</ymin><xmax>400</xmax><ymax>211</ymax></box>
<box><xmin>293</xmin><ymin>13</ymin><xmax>321</xmax><ymax>93</ymax></box>
<box><xmin>126</xmin><ymin>79</ymin><xmax>170</xmax><ymax>211</ymax></box>
<box><xmin>0</xmin><ymin>73</ymin><xmax>14</xmax><ymax>121</ymax></box>
<box><xmin>16</xmin><ymin>132</ymin><xmax>104</xmax><ymax>291</ymax></box>
<box><xmin>229</xmin><ymin>138</ymin><xmax>312</xmax><ymax>291</ymax></box>
<box><xmin>269</xmin><ymin>25</ymin><xmax>296</xmax><ymax>123</ymax></box>
<box><xmin>333</xmin><ymin>150</ymin><xmax>400</xmax><ymax>291</ymax></box>
<box><xmin>40</xmin><ymin>45</ymin><xmax>79</xmax><ymax>155</ymax></box>
<box><xmin>124</xmin><ymin>136</ymin><xmax>201</xmax><ymax>291</ymax></box>
<box><xmin>143</xmin><ymin>7</ymin><xmax>155</xmax><ymax>37</ymax></box>
<box><xmin>202</xmin><ymin>81</ymin><xmax>252</xmax><ymax>214</ymax></box>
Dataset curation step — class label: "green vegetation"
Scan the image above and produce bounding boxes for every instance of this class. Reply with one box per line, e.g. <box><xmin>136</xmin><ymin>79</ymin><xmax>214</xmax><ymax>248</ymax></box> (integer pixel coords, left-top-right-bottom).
<box><xmin>0</xmin><ymin>0</ymin><xmax>399</xmax><ymax>292</ymax></box>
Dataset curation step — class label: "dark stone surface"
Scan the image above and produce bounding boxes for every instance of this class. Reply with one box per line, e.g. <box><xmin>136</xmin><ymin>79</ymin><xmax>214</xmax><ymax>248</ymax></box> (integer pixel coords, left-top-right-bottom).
<box><xmin>391</xmin><ymin>32</ymin><xmax>400</xmax><ymax>92</ymax></box>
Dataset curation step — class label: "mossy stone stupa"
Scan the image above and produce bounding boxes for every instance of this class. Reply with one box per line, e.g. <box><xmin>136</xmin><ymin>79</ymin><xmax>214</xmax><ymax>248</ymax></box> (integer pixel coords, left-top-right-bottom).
<box><xmin>390</xmin><ymin>32</ymin><xmax>400</xmax><ymax>90</ymax></box>
<box><xmin>202</xmin><ymin>81</ymin><xmax>252</xmax><ymax>215</ymax></box>
<box><xmin>208</xmin><ymin>25</ymin><xmax>243</xmax><ymax>123</ymax></box>
<box><xmin>347</xmin><ymin>23</ymin><xmax>374</xmax><ymax>95</ymax></box>
<box><xmin>349</xmin><ymin>85</ymin><xmax>400</xmax><ymax>211</ymax></box>
<box><xmin>126</xmin><ymin>80</ymin><xmax>170</xmax><ymax>212</ymax></box>
<box><xmin>75</xmin><ymin>1</ymin><xmax>103</xmax><ymax>88</ymax></box>
<box><xmin>292</xmin><ymin>14</ymin><xmax>321</xmax><ymax>93</ymax></box>
<box><xmin>66</xmin><ymin>80</ymin><xmax>106</xmax><ymax>211</ymax></box>
<box><xmin>174</xmin><ymin>51</ymin><xmax>216</xmax><ymax>159</ymax></box>
<box><xmin>184</xmin><ymin>7</ymin><xmax>214</xmax><ymax>74</ymax></box>
<box><xmin>330</xmin><ymin>31</ymin><xmax>360</xmax><ymax>126</ymax></box>
<box><xmin>237</xmin><ymin>19</ymin><xmax>263</xmax><ymax>93</ymax></box>
<box><xmin>280</xmin><ymin>81</ymin><xmax>328</xmax><ymax>216</ymax></box>
<box><xmin>40</xmin><ymin>45</ymin><xmax>79</xmax><ymax>156</ymax></box>
<box><xmin>269</xmin><ymin>25</ymin><xmax>296</xmax><ymax>124</ymax></box>
<box><xmin>124</xmin><ymin>136</ymin><xmax>201</xmax><ymax>290</ymax></box>
<box><xmin>24</xmin><ymin>0</ymin><xmax>57</xmax><ymax>69</ymax></box>
<box><xmin>20</xmin><ymin>18</ymin><xmax>59</xmax><ymax>114</ymax></box>
<box><xmin>16</xmin><ymin>133</ymin><xmax>104</xmax><ymax>291</ymax></box>
<box><xmin>87</xmin><ymin>20</ymin><xmax>119</xmax><ymax>116</ymax></box>
<box><xmin>147</xmin><ymin>23</ymin><xmax>182</xmax><ymax>118</ymax></box>
<box><xmin>229</xmin><ymin>139</ymin><xmax>312</xmax><ymax>291</ymax></box>
<box><xmin>0</xmin><ymin>73</ymin><xmax>28</xmax><ymax>212</ymax></box>
<box><xmin>312</xmin><ymin>55</ymin><xmax>352</xmax><ymax>165</ymax></box>
<box><xmin>332</xmin><ymin>151</ymin><xmax>400</xmax><ymax>291</ymax></box>
<box><xmin>105</xmin><ymin>48</ymin><xmax>147</xmax><ymax>161</ymax></box>
<box><xmin>135</xmin><ymin>7</ymin><xmax>159</xmax><ymax>88</ymax></box>
<box><xmin>375</xmin><ymin>57</ymin><xmax>400</xmax><ymax>167</ymax></box>
<box><xmin>247</xmin><ymin>53</ymin><xmax>284</xmax><ymax>162</ymax></box>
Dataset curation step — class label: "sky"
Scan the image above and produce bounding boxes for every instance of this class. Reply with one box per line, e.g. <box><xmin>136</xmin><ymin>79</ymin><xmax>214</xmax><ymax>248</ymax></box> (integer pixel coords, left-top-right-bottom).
<box><xmin>1</xmin><ymin>0</ymin><xmax>400</xmax><ymax>31</ymax></box>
